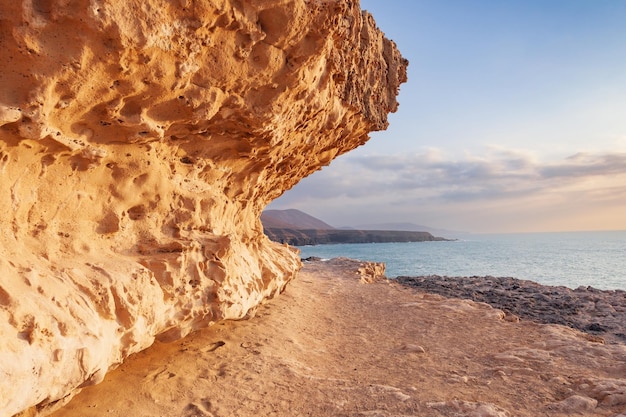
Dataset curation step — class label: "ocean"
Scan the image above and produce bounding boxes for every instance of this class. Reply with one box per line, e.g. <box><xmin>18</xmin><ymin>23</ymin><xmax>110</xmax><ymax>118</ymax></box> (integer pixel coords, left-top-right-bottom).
<box><xmin>296</xmin><ymin>230</ymin><xmax>626</xmax><ymax>290</ymax></box>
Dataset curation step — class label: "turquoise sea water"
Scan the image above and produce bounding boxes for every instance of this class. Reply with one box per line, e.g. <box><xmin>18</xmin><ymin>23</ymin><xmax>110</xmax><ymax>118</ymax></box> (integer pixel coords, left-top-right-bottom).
<box><xmin>296</xmin><ymin>231</ymin><xmax>626</xmax><ymax>290</ymax></box>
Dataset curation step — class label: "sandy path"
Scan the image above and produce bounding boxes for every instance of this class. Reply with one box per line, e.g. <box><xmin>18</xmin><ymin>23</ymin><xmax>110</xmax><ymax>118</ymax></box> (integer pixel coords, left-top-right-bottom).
<box><xmin>49</xmin><ymin>259</ymin><xmax>626</xmax><ymax>417</ymax></box>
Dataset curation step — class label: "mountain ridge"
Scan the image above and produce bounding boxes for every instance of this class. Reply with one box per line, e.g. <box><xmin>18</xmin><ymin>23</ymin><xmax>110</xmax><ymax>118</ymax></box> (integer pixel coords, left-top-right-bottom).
<box><xmin>261</xmin><ymin>209</ymin><xmax>335</xmax><ymax>230</ymax></box>
<box><xmin>261</xmin><ymin>209</ymin><xmax>452</xmax><ymax>245</ymax></box>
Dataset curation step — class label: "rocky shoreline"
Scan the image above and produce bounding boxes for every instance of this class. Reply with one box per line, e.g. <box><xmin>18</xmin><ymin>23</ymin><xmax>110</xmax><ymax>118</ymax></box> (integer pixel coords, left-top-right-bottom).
<box><xmin>265</xmin><ymin>228</ymin><xmax>450</xmax><ymax>246</ymax></box>
<box><xmin>397</xmin><ymin>275</ymin><xmax>626</xmax><ymax>345</ymax></box>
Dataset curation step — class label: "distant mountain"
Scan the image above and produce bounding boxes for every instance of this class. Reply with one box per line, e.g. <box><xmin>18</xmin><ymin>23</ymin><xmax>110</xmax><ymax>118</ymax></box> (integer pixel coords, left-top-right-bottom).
<box><xmin>261</xmin><ymin>209</ymin><xmax>454</xmax><ymax>245</ymax></box>
<box><xmin>261</xmin><ymin>209</ymin><xmax>335</xmax><ymax>230</ymax></box>
<box><xmin>354</xmin><ymin>222</ymin><xmax>461</xmax><ymax>239</ymax></box>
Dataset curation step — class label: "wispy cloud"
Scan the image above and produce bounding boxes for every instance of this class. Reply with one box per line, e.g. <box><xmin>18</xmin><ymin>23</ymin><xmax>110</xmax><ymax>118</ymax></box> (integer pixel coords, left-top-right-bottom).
<box><xmin>280</xmin><ymin>149</ymin><xmax>626</xmax><ymax>201</ymax></box>
<box><xmin>270</xmin><ymin>148</ymin><xmax>626</xmax><ymax>232</ymax></box>
<box><xmin>540</xmin><ymin>152</ymin><xmax>626</xmax><ymax>178</ymax></box>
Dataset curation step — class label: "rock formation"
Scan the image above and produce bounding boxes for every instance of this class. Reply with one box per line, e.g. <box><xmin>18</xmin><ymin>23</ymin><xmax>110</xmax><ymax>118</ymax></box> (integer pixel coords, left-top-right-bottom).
<box><xmin>0</xmin><ymin>1</ymin><xmax>407</xmax><ymax>416</ymax></box>
<box><xmin>264</xmin><ymin>228</ymin><xmax>448</xmax><ymax>245</ymax></box>
<box><xmin>397</xmin><ymin>275</ymin><xmax>626</xmax><ymax>345</ymax></box>
<box><xmin>261</xmin><ymin>209</ymin><xmax>451</xmax><ymax>245</ymax></box>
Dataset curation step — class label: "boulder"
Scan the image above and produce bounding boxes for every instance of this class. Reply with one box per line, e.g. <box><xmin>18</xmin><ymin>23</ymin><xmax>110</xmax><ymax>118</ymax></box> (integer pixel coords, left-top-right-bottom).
<box><xmin>0</xmin><ymin>1</ymin><xmax>406</xmax><ymax>415</ymax></box>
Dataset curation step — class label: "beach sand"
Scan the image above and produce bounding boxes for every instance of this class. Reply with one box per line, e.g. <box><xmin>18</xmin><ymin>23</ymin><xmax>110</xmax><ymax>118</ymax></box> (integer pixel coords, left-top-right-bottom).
<box><xmin>49</xmin><ymin>258</ymin><xmax>626</xmax><ymax>417</ymax></box>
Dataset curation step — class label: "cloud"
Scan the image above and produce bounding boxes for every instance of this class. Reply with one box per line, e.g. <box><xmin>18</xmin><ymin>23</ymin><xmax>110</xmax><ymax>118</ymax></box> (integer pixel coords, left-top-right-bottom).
<box><xmin>277</xmin><ymin>148</ymin><xmax>626</xmax><ymax>201</ymax></box>
<box><xmin>541</xmin><ymin>152</ymin><xmax>626</xmax><ymax>178</ymax></box>
<box><xmin>269</xmin><ymin>148</ymin><xmax>626</xmax><ymax>232</ymax></box>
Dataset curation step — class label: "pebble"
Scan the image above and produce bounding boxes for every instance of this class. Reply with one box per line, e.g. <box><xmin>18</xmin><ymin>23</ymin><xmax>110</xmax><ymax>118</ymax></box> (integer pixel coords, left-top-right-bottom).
<box><xmin>427</xmin><ymin>400</ymin><xmax>510</xmax><ymax>417</ymax></box>
<box><xmin>602</xmin><ymin>393</ymin><xmax>626</xmax><ymax>407</ymax></box>
<box><xmin>548</xmin><ymin>395</ymin><xmax>598</xmax><ymax>412</ymax></box>
<box><xmin>399</xmin><ymin>343</ymin><xmax>426</xmax><ymax>354</ymax></box>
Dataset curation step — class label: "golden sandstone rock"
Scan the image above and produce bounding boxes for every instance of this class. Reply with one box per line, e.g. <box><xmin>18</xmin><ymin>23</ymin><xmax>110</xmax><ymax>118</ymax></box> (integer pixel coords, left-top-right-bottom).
<box><xmin>0</xmin><ymin>1</ymin><xmax>407</xmax><ymax>415</ymax></box>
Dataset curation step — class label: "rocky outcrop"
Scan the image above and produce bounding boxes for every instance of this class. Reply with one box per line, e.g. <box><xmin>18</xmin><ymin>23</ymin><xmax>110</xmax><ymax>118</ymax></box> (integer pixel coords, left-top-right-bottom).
<box><xmin>0</xmin><ymin>1</ymin><xmax>407</xmax><ymax>416</ymax></box>
<box><xmin>397</xmin><ymin>275</ymin><xmax>626</xmax><ymax>345</ymax></box>
<box><xmin>265</xmin><ymin>228</ymin><xmax>448</xmax><ymax>246</ymax></box>
<box><xmin>260</xmin><ymin>209</ymin><xmax>452</xmax><ymax>245</ymax></box>
<box><xmin>302</xmin><ymin>257</ymin><xmax>387</xmax><ymax>283</ymax></box>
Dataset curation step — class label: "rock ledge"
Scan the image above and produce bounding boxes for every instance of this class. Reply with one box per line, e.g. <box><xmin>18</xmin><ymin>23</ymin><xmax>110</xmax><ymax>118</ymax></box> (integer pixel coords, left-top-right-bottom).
<box><xmin>0</xmin><ymin>2</ymin><xmax>407</xmax><ymax>416</ymax></box>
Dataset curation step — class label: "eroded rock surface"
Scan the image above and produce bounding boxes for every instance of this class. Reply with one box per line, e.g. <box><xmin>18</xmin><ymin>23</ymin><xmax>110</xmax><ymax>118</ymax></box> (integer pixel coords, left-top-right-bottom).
<box><xmin>0</xmin><ymin>1</ymin><xmax>407</xmax><ymax>415</ymax></box>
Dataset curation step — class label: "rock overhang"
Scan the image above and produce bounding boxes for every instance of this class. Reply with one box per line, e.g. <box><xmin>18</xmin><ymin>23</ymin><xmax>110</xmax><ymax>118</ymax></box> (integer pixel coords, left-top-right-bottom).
<box><xmin>0</xmin><ymin>1</ymin><xmax>407</xmax><ymax>416</ymax></box>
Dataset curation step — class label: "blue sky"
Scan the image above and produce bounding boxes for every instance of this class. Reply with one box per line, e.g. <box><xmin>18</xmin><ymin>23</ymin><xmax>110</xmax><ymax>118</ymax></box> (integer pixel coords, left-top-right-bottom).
<box><xmin>269</xmin><ymin>0</ymin><xmax>626</xmax><ymax>233</ymax></box>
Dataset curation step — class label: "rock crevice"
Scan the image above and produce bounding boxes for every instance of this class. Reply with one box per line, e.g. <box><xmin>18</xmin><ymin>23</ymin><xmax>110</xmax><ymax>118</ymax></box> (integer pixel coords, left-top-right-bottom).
<box><xmin>0</xmin><ymin>1</ymin><xmax>407</xmax><ymax>416</ymax></box>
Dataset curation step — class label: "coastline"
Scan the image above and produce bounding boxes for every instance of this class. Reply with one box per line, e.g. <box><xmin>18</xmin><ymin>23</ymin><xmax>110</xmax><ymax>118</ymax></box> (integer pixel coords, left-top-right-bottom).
<box><xmin>397</xmin><ymin>275</ymin><xmax>626</xmax><ymax>345</ymax></box>
<box><xmin>264</xmin><ymin>228</ymin><xmax>450</xmax><ymax>246</ymax></box>
<box><xmin>295</xmin><ymin>232</ymin><xmax>626</xmax><ymax>291</ymax></box>
<box><xmin>48</xmin><ymin>257</ymin><xmax>626</xmax><ymax>417</ymax></box>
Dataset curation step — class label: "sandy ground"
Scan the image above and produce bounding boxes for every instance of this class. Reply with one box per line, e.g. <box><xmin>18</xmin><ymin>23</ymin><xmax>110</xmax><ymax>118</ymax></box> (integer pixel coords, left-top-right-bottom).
<box><xmin>49</xmin><ymin>259</ymin><xmax>626</xmax><ymax>417</ymax></box>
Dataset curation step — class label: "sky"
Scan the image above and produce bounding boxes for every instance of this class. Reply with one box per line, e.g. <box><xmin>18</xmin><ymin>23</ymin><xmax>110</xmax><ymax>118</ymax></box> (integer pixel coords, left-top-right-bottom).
<box><xmin>268</xmin><ymin>0</ymin><xmax>626</xmax><ymax>234</ymax></box>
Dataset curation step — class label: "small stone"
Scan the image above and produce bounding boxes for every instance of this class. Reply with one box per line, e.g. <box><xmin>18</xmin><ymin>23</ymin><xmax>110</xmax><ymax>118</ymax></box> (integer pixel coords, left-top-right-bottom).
<box><xmin>548</xmin><ymin>395</ymin><xmax>598</xmax><ymax>412</ymax></box>
<box><xmin>601</xmin><ymin>393</ymin><xmax>626</xmax><ymax>407</ymax></box>
<box><xmin>400</xmin><ymin>344</ymin><xmax>426</xmax><ymax>354</ymax></box>
<box><xmin>392</xmin><ymin>391</ymin><xmax>411</xmax><ymax>402</ymax></box>
<box><xmin>503</xmin><ymin>312</ymin><xmax>519</xmax><ymax>322</ymax></box>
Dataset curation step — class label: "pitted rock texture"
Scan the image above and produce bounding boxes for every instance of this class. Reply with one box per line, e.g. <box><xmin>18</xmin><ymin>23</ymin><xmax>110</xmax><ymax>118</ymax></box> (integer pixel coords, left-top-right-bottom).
<box><xmin>0</xmin><ymin>1</ymin><xmax>407</xmax><ymax>416</ymax></box>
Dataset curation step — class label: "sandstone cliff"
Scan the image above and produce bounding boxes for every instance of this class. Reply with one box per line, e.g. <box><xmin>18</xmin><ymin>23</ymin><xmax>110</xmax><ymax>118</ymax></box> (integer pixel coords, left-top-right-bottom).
<box><xmin>0</xmin><ymin>1</ymin><xmax>407</xmax><ymax>416</ymax></box>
